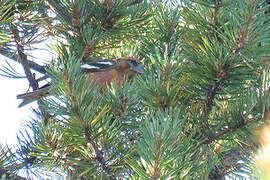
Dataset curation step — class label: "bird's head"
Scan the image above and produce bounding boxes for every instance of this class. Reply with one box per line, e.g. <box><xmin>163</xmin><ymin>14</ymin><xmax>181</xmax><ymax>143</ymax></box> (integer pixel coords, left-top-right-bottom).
<box><xmin>117</xmin><ymin>57</ymin><xmax>145</xmax><ymax>75</ymax></box>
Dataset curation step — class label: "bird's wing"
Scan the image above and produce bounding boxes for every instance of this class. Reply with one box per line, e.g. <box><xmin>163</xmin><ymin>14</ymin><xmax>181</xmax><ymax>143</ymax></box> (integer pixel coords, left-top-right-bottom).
<box><xmin>81</xmin><ymin>60</ymin><xmax>117</xmax><ymax>73</ymax></box>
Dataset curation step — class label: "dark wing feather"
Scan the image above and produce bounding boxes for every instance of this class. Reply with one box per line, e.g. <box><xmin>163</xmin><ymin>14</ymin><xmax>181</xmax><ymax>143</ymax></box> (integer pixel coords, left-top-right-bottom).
<box><xmin>81</xmin><ymin>60</ymin><xmax>117</xmax><ymax>73</ymax></box>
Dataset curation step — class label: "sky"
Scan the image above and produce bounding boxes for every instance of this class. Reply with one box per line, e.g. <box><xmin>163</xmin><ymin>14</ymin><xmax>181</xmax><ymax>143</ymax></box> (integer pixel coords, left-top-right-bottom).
<box><xmin>0</xmin><ymin>43</ymin><xmax>55</xmax><ymax>179</ymax></box>
<box><xmin>0</xmin><ymin>42</ymin><xmax>53</xmax><ymax>147</ymax></box>
<box><xmin>0</xmin><ymin>65</ymin><xmax>32</xmax><ymax>146</ymax></box>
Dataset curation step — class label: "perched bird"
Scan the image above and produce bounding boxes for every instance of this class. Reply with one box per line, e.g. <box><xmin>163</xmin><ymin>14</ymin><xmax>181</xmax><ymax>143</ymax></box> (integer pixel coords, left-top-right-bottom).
<box><xmin>17</xmin><ymin>57</ymin><xmax>145</xmax><ymax>107</ymax></box>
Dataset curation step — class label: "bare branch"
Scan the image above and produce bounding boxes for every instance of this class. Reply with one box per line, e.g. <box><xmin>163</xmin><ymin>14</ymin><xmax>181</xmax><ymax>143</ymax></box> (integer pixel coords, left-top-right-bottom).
<box><xmin>0</xmin><ymin>48</ymin><xmax>47</xmax><ymax>74</ymax></box>
<box><xmin>10</xmin><ymin>25</ymin><xmax>39</xmax><ymax>90</ymax></box>
<box><xmin>10</xmin><ymin>25</ymin><xmax>51</xmax><ymax>125</ymax></box>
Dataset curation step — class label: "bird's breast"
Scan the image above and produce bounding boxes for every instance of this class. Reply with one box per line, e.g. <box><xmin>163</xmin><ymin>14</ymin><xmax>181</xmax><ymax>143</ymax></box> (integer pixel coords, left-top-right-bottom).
<box><xmin>86</xmin><ymin>69</ymin><xmax>124</xmax><ymax>88</ymax></box>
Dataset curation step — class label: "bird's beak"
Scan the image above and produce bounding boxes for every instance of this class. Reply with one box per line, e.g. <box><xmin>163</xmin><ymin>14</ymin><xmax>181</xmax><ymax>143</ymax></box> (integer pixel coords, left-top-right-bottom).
<box><xmin>133</xmin><ymin>64</ymin><xmax>145</xmax><ymax>74</ymax></box>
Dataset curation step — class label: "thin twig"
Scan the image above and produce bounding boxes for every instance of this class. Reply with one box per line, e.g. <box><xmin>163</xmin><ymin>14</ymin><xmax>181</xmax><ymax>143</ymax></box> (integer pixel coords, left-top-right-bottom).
<box><xmin>0</xmin><ymin>48</ymin><xmax>46</xmax><ymax>74</ymax></box>
<box><xmin>10</xmin><ymin>25</ymin><xmax>39</xmax><ymax>90</ymax></box>
<box><xmin>46</xmin><ymin>0</ymin><xmax>72</xmax><ymax>22</ymax></box>
<box><xmin>36</xmin><ymin>75</ymin><xmax>50</xmax><ymax>82</ymax></box>
<box><xmin>0</xmin><ymin>167</ymin><xmax>27</xmax><ymax>180</ymax></box>
<box><xmin>204</xmin><ymin>81</ymin><xmax>222</xmax><ymax>117</ymax></box>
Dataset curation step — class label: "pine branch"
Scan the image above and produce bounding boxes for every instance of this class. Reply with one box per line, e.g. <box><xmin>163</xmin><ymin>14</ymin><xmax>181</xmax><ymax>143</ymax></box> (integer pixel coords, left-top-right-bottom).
<box><xmin>205</xmin><ymin>117</ymin><xmax>256</xmax><ymax>144</ymax></box>
<box><xmin>211</xmin><ymin>0</ymin><xmax>221</xmax><ymax>26</ymax></box>
<box><xmin>208</xmin><ymin>146</ymin><xmax>251</xmax><ymax>179</ymax></box>
<box><xmin>204</xmin><ymin>116</ymin><xmax>257</xmax><ymax>178</ymax></box>
<box><xmin>65</xmin><ymin>77</ymin><xmax>115</xmax><ymax>179</ymax></box>
<box><xmin>84</xmin><ymin>126</ymin><xmax>114</xmax><ymax>180</ymax></box>
<box><xmin>203</xmin><ymin>1</ymin><xmax>224</xmax><ymax>117</ymax></box>
<box><xmin>46</xmin><ymin>0</ymin><xmax>72</xmax><ymax>22</ymax></box>
<box><xmin>204</xmin><ymin>117</ymin><xmax>256</xmax><ymax>178</ymax></box>
<box><xmin>203</xmin><ymin>31</ymin><xmax>251</xmax><ymax>117</ymax></box>
<box><xmin>203</xmin><ymin>0</ymin><xmax>258</xmax><ymax>118</ymax></box>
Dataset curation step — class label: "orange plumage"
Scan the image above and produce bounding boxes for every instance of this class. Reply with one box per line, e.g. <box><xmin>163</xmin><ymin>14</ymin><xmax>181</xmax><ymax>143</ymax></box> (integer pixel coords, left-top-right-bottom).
<box><xmin>85</xmin><ymin>57</ymin><xmax>144</xmax><ymax>88</ymax></box>
<box><xmin>17</xmin><ymin>57</ymin><xmax>144</xmax><ymax>107</ymax></box>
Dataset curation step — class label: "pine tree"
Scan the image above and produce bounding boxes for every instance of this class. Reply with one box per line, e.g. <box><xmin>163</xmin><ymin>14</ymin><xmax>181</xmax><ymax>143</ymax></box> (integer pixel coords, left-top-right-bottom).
<box><xmin>1</xmin><ymin>0</ymin><xmax>270</xmax><ymax>179</ymax></box>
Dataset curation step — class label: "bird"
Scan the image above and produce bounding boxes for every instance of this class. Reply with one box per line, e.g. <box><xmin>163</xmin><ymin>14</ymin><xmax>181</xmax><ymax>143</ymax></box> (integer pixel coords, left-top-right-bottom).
<box><xmin>17</xmin><ymin>57</ymin><xmax>145</xmax><ymax>107</ymax></box>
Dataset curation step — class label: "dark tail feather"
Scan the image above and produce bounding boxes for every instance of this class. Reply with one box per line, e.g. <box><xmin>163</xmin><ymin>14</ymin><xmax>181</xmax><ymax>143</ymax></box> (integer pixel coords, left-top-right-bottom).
<box><xmin>17</xmin><ymin>85</ymin><xmax>50</xmax><ymax>107</ymax></box>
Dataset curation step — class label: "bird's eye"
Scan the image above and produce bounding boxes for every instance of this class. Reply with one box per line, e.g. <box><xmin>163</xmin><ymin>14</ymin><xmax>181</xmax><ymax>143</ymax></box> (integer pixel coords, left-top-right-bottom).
<box><xmin>129</xmin><ymin>60</ymin><xmax>140</xmax><ymax>66</ymax></box>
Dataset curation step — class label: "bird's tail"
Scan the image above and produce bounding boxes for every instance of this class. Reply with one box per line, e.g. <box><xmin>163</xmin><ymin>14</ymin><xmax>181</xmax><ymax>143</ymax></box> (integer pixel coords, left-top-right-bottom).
<box><xmin>17</xmin><ymin>85</ymin><xmax>51</xmax><ymax>107</ymax></box>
